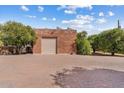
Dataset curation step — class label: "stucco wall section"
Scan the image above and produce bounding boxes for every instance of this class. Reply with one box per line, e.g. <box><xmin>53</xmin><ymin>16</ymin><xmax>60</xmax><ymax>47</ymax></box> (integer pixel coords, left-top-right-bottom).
<box><xmin>33</xmin><ymin>28</ymin><xmax>77</xmax><ymax>54</ymax></box>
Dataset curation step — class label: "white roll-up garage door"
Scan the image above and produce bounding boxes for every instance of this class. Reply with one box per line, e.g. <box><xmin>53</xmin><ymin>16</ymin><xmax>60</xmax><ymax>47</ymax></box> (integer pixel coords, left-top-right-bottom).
<box><xmin>42</xmin><ymin>38</ymin><xmax>57</xmax><ymax>54</ymax></box>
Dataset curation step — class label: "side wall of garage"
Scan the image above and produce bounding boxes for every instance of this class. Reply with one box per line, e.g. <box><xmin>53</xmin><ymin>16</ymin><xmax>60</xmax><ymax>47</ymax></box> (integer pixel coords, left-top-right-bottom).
<box><xmin>33</xmin><ymin>28</ymin><xmax>77</xmax><ymax>54</ymax></box>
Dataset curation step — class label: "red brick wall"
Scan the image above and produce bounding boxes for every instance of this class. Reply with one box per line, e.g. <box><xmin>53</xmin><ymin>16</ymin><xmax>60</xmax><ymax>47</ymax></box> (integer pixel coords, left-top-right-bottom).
<box><xmin>33</xmin><ymin>28</ymin><xmax>77</xmax><ymax>54</ymax></box>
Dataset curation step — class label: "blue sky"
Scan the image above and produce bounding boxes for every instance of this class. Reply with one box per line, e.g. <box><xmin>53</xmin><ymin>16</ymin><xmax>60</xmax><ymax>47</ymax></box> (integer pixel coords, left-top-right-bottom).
<box><xmin>0</xmin><ymin>5</ymin><xmax>124</xmax><ymax>35</ymax></box>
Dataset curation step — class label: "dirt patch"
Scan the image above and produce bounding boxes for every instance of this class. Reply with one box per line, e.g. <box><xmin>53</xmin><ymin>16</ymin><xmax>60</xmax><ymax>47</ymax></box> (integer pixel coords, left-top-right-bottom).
<box><xmin>52</xmin><ymin>67</ymin><xmax>124</xmax><ymax>88</ymax></box>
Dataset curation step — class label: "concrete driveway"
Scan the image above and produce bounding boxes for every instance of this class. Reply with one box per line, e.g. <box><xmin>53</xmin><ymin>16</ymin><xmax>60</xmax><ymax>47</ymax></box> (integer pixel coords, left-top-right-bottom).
<box><xmin>0</xmin><ymin>54</ymin><xmax>124</xmax><ymax>88</ymax></box>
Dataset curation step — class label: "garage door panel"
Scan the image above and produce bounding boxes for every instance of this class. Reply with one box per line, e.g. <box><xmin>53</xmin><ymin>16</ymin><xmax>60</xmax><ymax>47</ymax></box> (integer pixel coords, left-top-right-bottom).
<box><xmin>42</xmin><ymin>38</ymin><xmax>57</xmax><ymax>54</ymax></box>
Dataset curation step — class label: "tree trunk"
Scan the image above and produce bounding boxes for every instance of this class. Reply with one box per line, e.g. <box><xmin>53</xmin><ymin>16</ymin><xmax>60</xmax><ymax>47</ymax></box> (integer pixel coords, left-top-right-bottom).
<box><xmin>16</xmin><ymin>46</ymin><xmax>21</xmax><ymax>54</ymax></box>
<box><xmin>93</xmin><ymin>49</ymin><xmax>95</xmax><ymax>54</ymax></box>
<box><xmin>111</xmin><ymin>52</ymin><xmax>115</xmax><ymax>56</ymax></box>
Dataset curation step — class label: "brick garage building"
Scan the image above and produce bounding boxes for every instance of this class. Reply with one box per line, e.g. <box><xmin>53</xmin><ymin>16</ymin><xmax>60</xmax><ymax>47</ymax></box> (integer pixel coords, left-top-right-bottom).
<box><xmin>33</xmin><ymin>28</ymin><xmax>77</xmax><ymax>54</ymax></box>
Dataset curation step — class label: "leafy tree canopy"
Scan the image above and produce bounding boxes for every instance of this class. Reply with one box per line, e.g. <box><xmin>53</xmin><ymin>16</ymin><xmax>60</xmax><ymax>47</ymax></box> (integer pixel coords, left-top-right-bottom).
<box><xmin>76</xmin><ymin>31</ymin><xmax>92</xmax><ymax>55</ymax></box>
<box><xmin>2</xmin><ymin>21</ymin><xmax>36</xmax><ymax>46</ymax></box>
<box><xmin>0</xmin><ymin>21</ymin><xmax>37</xmax><ymax>54</ymax></box>
<box><xmin>77</xmin><ymin>31</ymin><xmax>87</xmax><ymax>40</ymax></box>
<box><xmin>98</xmin><ymin>28</ymin><xmax>124</xmax><ymax>55</ymax></box>
<box><xmin>88</xmin><ymin>34</ymin><xmax>99</xmax><ymax>53</ymax></box>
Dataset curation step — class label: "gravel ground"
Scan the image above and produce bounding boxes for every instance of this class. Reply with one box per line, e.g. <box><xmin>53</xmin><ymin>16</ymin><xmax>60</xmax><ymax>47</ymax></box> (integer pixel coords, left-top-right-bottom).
<box><xmin>0</xmin><ymin>54</ymin><xmax>124</xmax><ymax>87</ymax></box>
<box><xmin>53</xmin><ymin>67</ymin><xmax>124</xmax><ymax>88</ymax></box>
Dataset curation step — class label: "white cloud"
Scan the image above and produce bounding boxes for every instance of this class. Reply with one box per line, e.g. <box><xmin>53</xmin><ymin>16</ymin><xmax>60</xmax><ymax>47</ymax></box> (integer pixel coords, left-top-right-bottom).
<box><xmin>42</xmin><ymin>17</ymin><xmax>47</xmax><ymax>21</ymax></box>
<box><xmin>71</xmin><ymin>5</ymin><xmax>93</xmax><ymax>10</ymax></box>
<box><xmin>64</xmin><ymin>10</ymin><xmax>76</xmax><ymax>14</ymax></box>
<box><xmin>108</xmin><ymin>11</ymin><xmax>114</xmax><ymax>16</ymax></box>
<box><xmin>99</xmin><ymin>12</ymin><xmax>104</xmax><ymax>16</ymax></box>
<box><xmin>63</xmin><ymin>5</ymin><xmax>92</xmax><ymax>10</ymax></box>
<box><xmin>38</xmin><ymin>6</ymin><xmax>44</xmax><ymax>12</ymax></box>
<box><xmin>21</xmin><ymin>5</ymin><xmax>29</xmax><ymax>11</ymax></box>
<box><xmin>41</xmin><ymin>17</ymin><xmax>56</xmax><ymax>21</ymax></box>
<box><xmin>52</xmin><ymin>18</ymin><xmax>56</xmax><ymax>21</ymax></box>
<box><xmin>57</xmin><ymin>5</ymin><xmax>93</xmax><ymax>14</ymax></box>
<box><xmin>96</xmin><ymin>18</ymin><xmax>107</xmax><ymax>24</ymax></box>
<box><xmin>0</xmin><ymin>21</ymin><xmax>4</xmax><ymax>24</ymax></box>
<box><xmin>62</xmin><ymin>15</ymin><xmax>94</xmax><ymax>25</ymax></box>
<box><xmin>57</xmin><ymin>5</ymin><xmax>93</xmax><ymax>10</ymax></box>
<box><xmin>62</xmin><ymin>14</ymin><xmax>94</xmax><ymax>31</ymax></box>
<box><xmin>25</xmin><ymin>15</ymin><xmax>36</xmax><ymax>18</ymax></box>
<box><xmin>57</xmin><ymin>5</ymin><xmax>66</xmax><ymax>10</ymax></box>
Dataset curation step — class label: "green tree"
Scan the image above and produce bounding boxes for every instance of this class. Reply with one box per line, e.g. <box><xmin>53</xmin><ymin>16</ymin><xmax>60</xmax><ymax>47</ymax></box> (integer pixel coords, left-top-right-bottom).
<box><xmin>0</xmin><ymin>32</ymin><xmax>3</xmax><ymax>46</ymax></box>
<box><xmin>76</xmin><ymin>31</ymin><xmax>87</xmax><ymax>39</ymax></box>
<box><xmin>76</xmin><ymin>31</ymin><xmax>92</xmax><ymax>55</ymax></box>
<box><xmin>0</xmin><ymin>24</ymin><xmax>3</xmax><ymax>46</ymax></box>
<box><xmin>0</xmin><ymin>24</ymin><xmax>2</xmax><ymax>31</ymax></box>
<box><xmin>117</xmin><ymin>31</ymin><xmax>124</xmax><ymax>54</ymax></box>
<box><xmin>99</xmin><ymin>28</ymin><xmax>124</xmax><ymax>56</ymax></box>
<box><xmin>1</xmin><ymin>21</ymin><xmax>36</xmax><ymax>54</ymax></box>
<box><xmin>88</xmin><ymin>34</ymin><xmax>100</xmax><ymax>53</ymax></box>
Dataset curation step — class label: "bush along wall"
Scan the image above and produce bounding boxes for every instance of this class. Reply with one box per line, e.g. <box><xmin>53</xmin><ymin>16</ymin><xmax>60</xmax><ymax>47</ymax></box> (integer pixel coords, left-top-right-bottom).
<box><xmin>76</xmin><ymin>31</ymin><xmax>92</xmax><ymax>55</ymax></box>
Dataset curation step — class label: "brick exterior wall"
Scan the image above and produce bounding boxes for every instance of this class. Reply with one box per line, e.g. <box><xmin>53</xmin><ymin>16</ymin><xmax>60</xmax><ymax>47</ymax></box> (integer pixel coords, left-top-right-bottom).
<box><xmin>33</xmin><ymin>28</ymin><xmax>77</xmax><ymax>54</ymax></box>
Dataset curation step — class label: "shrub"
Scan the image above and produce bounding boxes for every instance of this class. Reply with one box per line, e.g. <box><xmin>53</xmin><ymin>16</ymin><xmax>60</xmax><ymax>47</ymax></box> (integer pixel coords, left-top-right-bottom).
<box><xmin>76</xmin><ymin>31</ymin><xmax>92</xmax><ymax>55</ymax></box>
